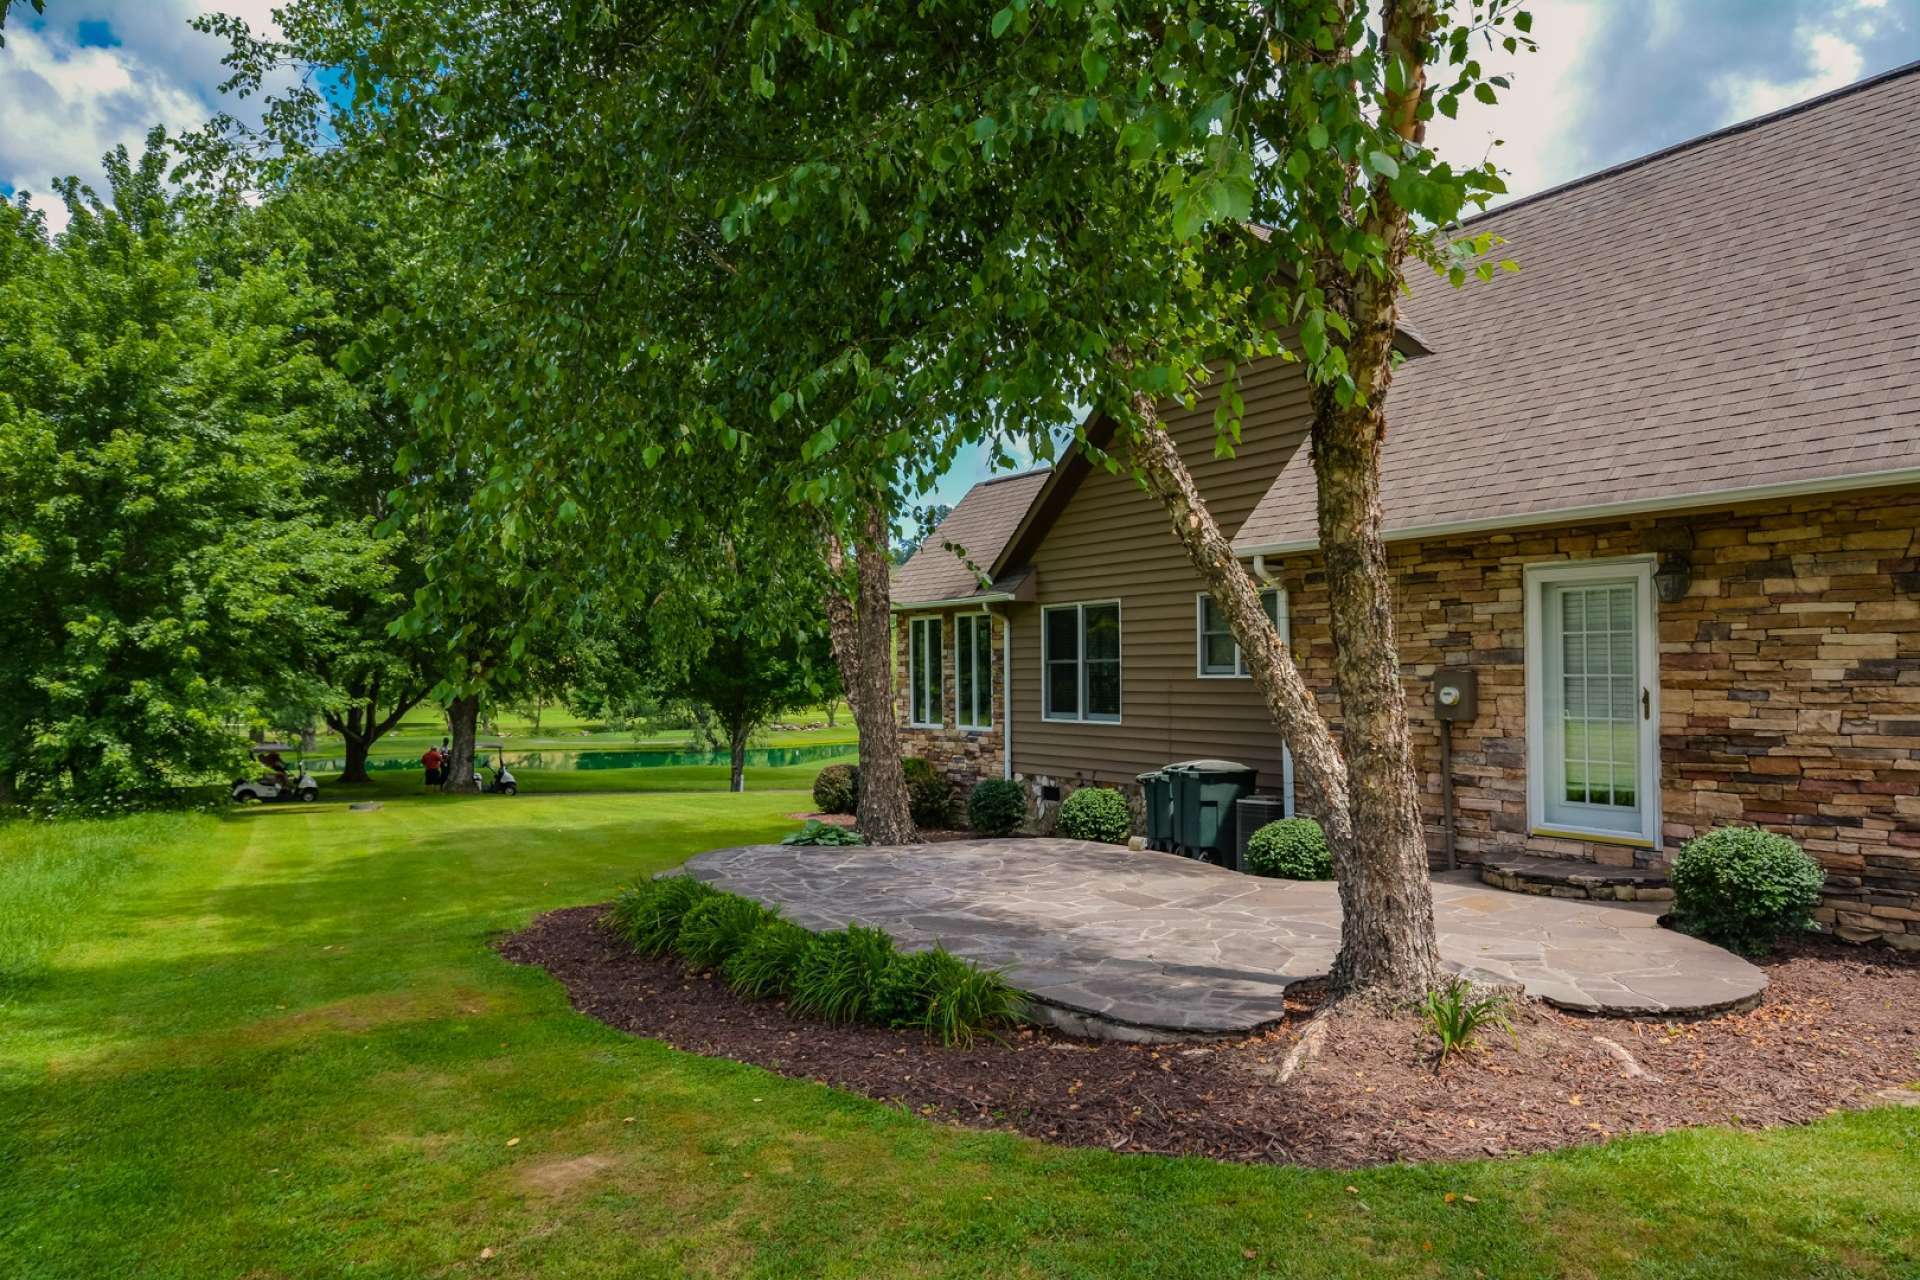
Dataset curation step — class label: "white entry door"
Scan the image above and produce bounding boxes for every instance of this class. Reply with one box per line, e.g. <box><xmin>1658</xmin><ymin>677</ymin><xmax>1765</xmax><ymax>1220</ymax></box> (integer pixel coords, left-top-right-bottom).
<box><xmin>1525</xmin><ymin>560</ymin><xmax>1659</xmax><ymax>845</ymax></box>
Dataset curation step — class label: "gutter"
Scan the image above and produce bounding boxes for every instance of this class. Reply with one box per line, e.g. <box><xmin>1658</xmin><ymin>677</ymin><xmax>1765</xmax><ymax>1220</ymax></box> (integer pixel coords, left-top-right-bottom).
<box><xmin>1235</xmin><ymin>466</ymin><xmax>1920</xmax><ymax>558</ymax></box>
<box><xmin>889</xmin><ymin>591</ymin><xmax>1016</xmax><ymax>612</ymax></box>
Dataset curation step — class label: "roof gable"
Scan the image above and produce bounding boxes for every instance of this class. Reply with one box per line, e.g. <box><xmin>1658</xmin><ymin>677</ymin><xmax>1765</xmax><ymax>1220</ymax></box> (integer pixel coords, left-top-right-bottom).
<box><xmin>1236</xmin><ymin>61</ymin><xmax>1920</xmax><ymax>554</ymax></box>
<box><xmin>889</xmin><ymin>468</ymin><xmax>1051</xmax><ymax>607</ymax></box>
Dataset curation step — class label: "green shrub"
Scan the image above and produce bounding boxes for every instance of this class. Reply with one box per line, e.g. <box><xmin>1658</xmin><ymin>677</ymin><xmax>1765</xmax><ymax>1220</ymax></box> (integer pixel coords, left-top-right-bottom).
<box><xmin>781</xmin><ymin>819</ymin><xmax>865</xmax><ymax>847</ymax></box>
<box><xmin>674</xmin><ymin>893</ymin><xmax>777</xmax><ymax>969</ymax></box>
<box><xmin>874</xmin><ymin>947</ymin><xmax>1025</xmax><ymax>1047</ymax></box>
<box><xmin>723</xmin><ymin>919</ymin><xmax>814</xmax><ymax>998</ymax></box>
<box><xmin>788</xmin><ymin>924</ymin><xmax>898</xmax><ymax>1024</ymax></box>
<box><xmin>966</xmin><ymin>779</ymin><xmax>1027</xmax><ymax>836</ymax></box>
<box><xmin>1055</xmin><ymin>786</ymin><xmax>1132</xmax><ymax>844</ymax></box>
<box><xmin>1670</xmin><ymin>825</ymin><xmax>1825</xmax><ymax>954</ymax></box>
<box><xmin>902</xmin><ymin>757</ymin><xmax>954</xmax><ymax>828</ymax></box>
<box><xmin>811</xmin><ymin>764</ymin><xmax>858</xmax><ymax>816</ymax></box>
<box><xmin>604</xmin><ymin>875</ymin><xmax>719</xmax><ymax>955</ymax></box>
<box><xmin>1245</xmin><ymin>818</ymin><xmax>1333</xmax><ymax>880</ymax></box>
<box><xmin>1420</xmin><ymin>978</ymin><xmax>1514</xmax><ymax>1064</ymax></box>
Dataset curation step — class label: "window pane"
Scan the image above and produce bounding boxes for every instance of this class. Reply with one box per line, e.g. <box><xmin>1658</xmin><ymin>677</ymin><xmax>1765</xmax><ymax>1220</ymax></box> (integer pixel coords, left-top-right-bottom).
<box><xmin>1261</xmin><ymin>588</ymin><xmax>1281</xmax><ymax>628</ymax></box>
<box><xmin>1086</xmin><ymin>660</ymin><xmax>1121</xmax><ymax>719</ymax></box>
<box><xmin>974</xmin><ymin>617</ymin><xmax>993</xmax><ymax>727</ymax></box>
<box><xmin>1045</xmin><ymin>608</ymin><xmax>1079</xmax><ymax>662</ymax></box>
<box><xmin>1084</xmin><ymin>603</ymin><xmax>1120</xmax><ymax>661</ymax></box>
<box><xmin>1046</xmin><ymin>660</ymin><xmax>1079</xmax><ymax>718</ymax></box>
<box><xmin>1204</xmin><ymin>634</ymin><xmax>1237</xmax><ymax>671</ymax></box>
<box><xmin>955</xmin><ymin>617</ymin><xmax>975</xmax><ymax>725</ymax></box>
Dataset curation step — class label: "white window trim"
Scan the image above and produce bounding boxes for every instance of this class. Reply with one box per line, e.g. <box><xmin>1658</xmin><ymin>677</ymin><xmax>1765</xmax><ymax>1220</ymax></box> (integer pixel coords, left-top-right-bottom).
<box><xmin>1193</xmin><ymin>588</ymin><xmax>1288</xmax><ymax>678</ymax></box>
<box><xmin>1041</xmin><ymin>599</ymin><xmax>1123</xmax><ymax>724</ymax></box>
<box><xmin>1523</xmin><ymin>557</ymin><xmax>1661</xmax><ymax>848</ymax></box>
<box><xmin>954</xmin><ymin>612</ymin><xmax>993</xmax><ymax>732</ymax></box>
<box><xmin>907</xmin><ymin>615</ymin><xmax>943</xmax><ymax>729</ymax></box>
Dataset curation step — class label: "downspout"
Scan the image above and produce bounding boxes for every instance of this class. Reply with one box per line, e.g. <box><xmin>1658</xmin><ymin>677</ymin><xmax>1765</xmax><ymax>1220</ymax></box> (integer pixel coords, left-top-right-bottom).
<box><xmin>999</xmin><ymin>606</ymin><xmax>1013</xmax><ymax>780</ymax></box>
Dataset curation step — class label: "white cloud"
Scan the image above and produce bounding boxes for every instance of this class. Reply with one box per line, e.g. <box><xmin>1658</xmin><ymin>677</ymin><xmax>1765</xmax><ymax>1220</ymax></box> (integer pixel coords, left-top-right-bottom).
<box><xmin>1718</xmin><ymin>30</ymin><xmax>1866</xmax><ymax>118</ymax></box>
<box><xmin>0</xmin><ymin>3</ymin><xmax>288</xmax><ymax>234</ymax></box>
<box><xmin>1422</xmin><ymin>0</ymin><xmax>1609</xmax><ymax>202</ymax></box>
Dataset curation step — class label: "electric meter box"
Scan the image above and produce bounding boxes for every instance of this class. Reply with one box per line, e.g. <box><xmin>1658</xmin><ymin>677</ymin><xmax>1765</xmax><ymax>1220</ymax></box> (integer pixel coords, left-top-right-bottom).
<box><xmin>1432</xmin><ymin>669</ymin><xmax>1478</xmax><ymax>722</ymax></box>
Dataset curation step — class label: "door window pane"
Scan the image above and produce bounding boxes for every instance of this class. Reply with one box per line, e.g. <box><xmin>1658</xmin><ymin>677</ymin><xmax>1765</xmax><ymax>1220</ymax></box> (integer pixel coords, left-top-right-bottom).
<box><xmin>1543</xmin><ymin>579</ymin><xmax>1643</xmax><ymax>833</ymax></box>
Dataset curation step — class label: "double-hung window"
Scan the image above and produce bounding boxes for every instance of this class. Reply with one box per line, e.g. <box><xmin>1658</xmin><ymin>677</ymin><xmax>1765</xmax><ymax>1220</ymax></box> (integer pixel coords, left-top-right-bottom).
<box><xmin>954</xmin><ymin>614</ymin><xmax>993</xmax><ymax>730</ymax></box>
<box><xmin>1195</xmin><ymin>588</ymin><xmax>1287</xmax><ymax>677</ymax></box>
<box><xmin>908</xmin><ymin>616</ymin><xmax>942</xmax><ymax>728</ymax></box>
<box><xmin>1042</xmin><ymin>601</ymin><xmax>1121</xmax><ymax>723</ymax></box>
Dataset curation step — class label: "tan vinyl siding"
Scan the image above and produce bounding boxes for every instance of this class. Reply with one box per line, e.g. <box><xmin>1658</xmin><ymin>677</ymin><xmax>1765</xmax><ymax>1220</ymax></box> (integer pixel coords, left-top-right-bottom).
<box><xmin>1007</xmin><ymin>354</ymin><xmax>1313</xmax><ymax>789</ymax></box>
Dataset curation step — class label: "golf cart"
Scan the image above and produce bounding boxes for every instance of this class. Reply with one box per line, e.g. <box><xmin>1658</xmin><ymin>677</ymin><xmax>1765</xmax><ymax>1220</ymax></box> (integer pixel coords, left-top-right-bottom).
<box><xmin>472</xmin><ymin>741</ymin><xmax>519</xmax><ymax>796</ymax></box>
<box><xmin>232</xmin><ymin>743</ymin><xmax>319</xmax><ymax>804</ymax></box>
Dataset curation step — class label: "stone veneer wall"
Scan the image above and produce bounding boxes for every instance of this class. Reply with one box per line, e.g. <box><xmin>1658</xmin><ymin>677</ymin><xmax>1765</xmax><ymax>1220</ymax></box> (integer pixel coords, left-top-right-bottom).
<box><xmin>1266</xmin><ymin>484</ymin><xmax>1920</xmax><ymax>948</ymax></box>
<box><xmin>893</xmin><ymin>609</ymin><xmax>1008</xmax><ymax>804</ymax></box>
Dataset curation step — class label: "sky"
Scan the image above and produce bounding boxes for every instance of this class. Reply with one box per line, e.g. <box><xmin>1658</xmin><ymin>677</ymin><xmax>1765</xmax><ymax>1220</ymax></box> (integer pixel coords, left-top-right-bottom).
<box><xmin>3</xmin><ymin>0</ymin><xmax>1917</xmax><ymax>510</ymax></box>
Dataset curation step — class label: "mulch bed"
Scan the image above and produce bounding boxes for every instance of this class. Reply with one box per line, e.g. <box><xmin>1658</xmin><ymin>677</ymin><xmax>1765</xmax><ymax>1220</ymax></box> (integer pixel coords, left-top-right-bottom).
<box><xmin>500</xmin><ymin>906</ymin><xmax>1920</xmax><ymax>1168</ymax></box>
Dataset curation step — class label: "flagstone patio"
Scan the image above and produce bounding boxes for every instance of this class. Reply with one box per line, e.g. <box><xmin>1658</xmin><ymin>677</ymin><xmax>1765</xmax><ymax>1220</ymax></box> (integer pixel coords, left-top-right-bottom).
<box><xmin>680</xmin><ymin>838</ymin><xmax>1768</xmax><ymax>1040</ymax></box>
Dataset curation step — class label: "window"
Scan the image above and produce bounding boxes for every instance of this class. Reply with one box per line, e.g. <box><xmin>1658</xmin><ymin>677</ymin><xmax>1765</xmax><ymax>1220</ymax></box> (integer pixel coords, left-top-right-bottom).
<box><xmin>1042</xmin><ymin>601</ymin><xmax>1121</xmax><ymax>723</ymax></box>
<box><xmin>1195</xmin><ymin>588</ymin><xmax>1287</xmax><ymax>677</ymax></box>
<box><xmin>1524</xmin><ymin>559</ymin><xmax>1659</xmax><ymax>845</ymax></box>
<box><xmin>908</xmin><ymin>616</ymin><xmax>942</xmax><ymax>728</ymax></box>
<box><xmin>955</xmin><ymin>613</ymin><xmax>993</xmax><ymax>730</ymax></box>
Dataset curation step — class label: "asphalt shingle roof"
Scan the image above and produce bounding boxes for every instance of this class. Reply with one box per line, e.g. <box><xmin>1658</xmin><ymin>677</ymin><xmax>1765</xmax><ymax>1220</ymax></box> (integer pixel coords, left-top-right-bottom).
<box><xmin>891</xmin><ymin>468</ymin><xmax>1051</xmax><ymax>607</ymax></box>
<box><xmin>1233</xmin><ymin>61</ymin><xmax>1920</xmax><ymax>553</ymax></box>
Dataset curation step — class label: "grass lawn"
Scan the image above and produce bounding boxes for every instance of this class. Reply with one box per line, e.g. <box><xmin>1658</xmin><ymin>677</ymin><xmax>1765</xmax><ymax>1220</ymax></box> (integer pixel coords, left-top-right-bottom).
<box><xmin>2</xmin><ymin>780</ymin><xmax>1916</xmax><ymax>1278</ymax></box>
<box><xmin>306</xmin><ymin>703</ymin><xmax>857</xmax><ymax>763</ymax></box>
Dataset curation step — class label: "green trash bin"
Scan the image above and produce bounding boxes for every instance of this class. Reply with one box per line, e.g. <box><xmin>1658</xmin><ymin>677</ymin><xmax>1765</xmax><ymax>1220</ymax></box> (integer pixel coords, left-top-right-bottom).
<box><xmin>1136</xmin><ymin>769</ymin><xmax>1173</xmax><ymax>851</ymax></box>
<box><xmin>1166</xmin><ymin>759</ymin><xmax>1259</xmax><ymax>864</ymax></box>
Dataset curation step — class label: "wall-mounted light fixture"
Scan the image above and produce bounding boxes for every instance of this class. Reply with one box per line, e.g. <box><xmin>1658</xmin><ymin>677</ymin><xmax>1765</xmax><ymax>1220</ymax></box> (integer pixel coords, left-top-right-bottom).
<box><xmin>1653</xmin><ymin>551</ymin><xmax>1693</xmax><ymax>603</ymax></box>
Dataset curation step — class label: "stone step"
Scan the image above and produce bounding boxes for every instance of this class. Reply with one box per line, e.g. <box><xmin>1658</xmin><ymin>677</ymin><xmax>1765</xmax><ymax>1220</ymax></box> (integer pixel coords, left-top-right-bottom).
<box><xmin>1479</xmin><ymin>855</ymin><xmax>1673</xmax><ymax>903</ymax></box>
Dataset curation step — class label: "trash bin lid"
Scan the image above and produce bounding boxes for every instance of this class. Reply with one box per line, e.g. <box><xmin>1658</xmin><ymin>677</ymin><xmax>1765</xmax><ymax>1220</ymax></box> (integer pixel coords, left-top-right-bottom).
<box><xmin>1136</xmin><ymin>769</ymin><xmax>1165</xmax><ymax>783</ymax></box>
<box><xmin>1165</xmin><ymin>758</ymin><xmax>1253</xmax><ymax>773</ymax></box>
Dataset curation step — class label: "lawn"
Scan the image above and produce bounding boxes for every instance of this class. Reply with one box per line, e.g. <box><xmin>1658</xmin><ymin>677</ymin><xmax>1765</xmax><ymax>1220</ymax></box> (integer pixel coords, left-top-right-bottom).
<box><xmin>2</xmin><ymin>778</ymin><xmax>1916</xmax><ymax>1278</ymax></box>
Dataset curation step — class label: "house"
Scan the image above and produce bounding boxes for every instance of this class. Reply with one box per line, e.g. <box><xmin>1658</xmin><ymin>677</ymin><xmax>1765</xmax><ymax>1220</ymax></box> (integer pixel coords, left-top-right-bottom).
<box><xmin>889</xmin><ymin>63</ymin><xmax>1920</xmax><ymax>948</ymax></box>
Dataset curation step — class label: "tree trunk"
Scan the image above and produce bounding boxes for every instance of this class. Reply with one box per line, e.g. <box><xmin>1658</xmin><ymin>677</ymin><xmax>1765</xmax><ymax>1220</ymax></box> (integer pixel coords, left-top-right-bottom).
<box><xmin>729</xmin><ymin>726</ymin><xmax>747</xmax><ymax>793</ymax></box>
<box><xmin>340</xmin><ymin>734</ymin><xmax>373</xmax><ymax>786</ymax></box>
<box><xmin>825</xmin><ymin>700</ymin><xmax>838</xmax><ymax>729</ymax></box>
<box><xmin>1307</xmin><ymin>384</ymin><xmax>1442</xmax><ymax>1001</ymax></box>
<box><xmin>823</xmin><ymin>503</ymin><xmax>914</xmax><ymax>844</ymax></box>
<box><xmin>0</xmin><ymin>765</ymin><xmax>15</xmax><ymax>809</ymax></box>
<box><xmin>442</xmin><ymin>696</ymin><xmax>480</xmax><ymax>793</ymax></box>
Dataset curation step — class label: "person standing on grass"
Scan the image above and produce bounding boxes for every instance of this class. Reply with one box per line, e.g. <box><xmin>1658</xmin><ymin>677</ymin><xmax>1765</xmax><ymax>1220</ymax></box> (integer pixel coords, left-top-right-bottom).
<box><xmin>421</xmin><ymin>743</ymin><xmax>443</xmax><ymax>788</ymax></box>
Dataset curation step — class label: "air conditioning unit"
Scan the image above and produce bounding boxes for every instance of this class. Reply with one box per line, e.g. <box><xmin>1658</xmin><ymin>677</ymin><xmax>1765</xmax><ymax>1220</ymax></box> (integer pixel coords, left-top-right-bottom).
<box><xmin>1233</xmin><ymin>795</ymin><xmax>1291</xmax><ymax>873</ymax></box>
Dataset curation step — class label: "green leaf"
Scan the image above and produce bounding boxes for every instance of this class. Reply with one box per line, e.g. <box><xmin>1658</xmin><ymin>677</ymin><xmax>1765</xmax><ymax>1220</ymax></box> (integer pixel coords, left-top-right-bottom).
<box><xmin>1307</xmin><ymin>122</ymin><xmax>1329</xmax><ymax>151</ymax></box>
<box><xmin>990</xmin><ymin>7</ymin><xmax>1012</xmax><ymax>37</ymax></box>
<box><xmin>1368</xmin><ymin>150</ymin><xmax>1399</xmax><ymax>179</ymax></box>
<box><xmin>1080</xmin><ymin>45</ymin><xmax>1109</xmax><ymax>89</ymax></box>
<box><xmin>1474</xmin><ymin>82</ymin><xmax>1498</xmax><ymax>105</ymax></box>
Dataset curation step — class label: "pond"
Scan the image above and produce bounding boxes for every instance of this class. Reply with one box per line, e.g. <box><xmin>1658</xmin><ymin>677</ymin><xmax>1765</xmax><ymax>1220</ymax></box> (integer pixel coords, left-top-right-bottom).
<box><xmin>307</xmin><ymin>743</ymin><xmax>856</xmax><ymax>774</ymax></box>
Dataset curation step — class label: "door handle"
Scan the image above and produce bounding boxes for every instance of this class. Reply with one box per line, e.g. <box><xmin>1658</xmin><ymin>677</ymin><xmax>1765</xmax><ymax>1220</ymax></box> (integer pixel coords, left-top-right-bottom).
<box><xmin>1642</xmin><ymin>688</ymin><xmax>1651</xmax><ymax>720</ymax></box>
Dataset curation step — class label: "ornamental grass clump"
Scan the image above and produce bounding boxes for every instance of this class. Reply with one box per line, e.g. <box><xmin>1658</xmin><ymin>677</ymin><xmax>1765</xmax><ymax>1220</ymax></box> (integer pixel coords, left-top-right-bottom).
<box><xmin>788</xmin><ymin>923</ymin><xmax>898</xmax><ymax>1025</ymax></box>
<box><xmin>874</xmin><ymin>947</ymin><xmax>1026</xmax><ymax>1047</ymax></box>
<box><xmin>604</xmin><ymin>875</ymin><xmax>719</xmax><ymax>955</ymax></box>
<box><xmin>1245</xmin><ymin>818</ymin><xmax>1334</xmax><ymax>880</ymax></box>
<box><xmin>723</xmin><ymin>918</ymin><xmax>815</xmax><ymax>999</ymax></box>
<box><xmin>1420</xmin><ymin>978</ymin><xmax>1514</xmax><ymax>1066</ymax></box>
<box><xmin>1670</xmin><ymin>825</ymin><xmax>1825</xmax><ymax>955</ymax></box>
<box><xmin>1055</xmin><ymin>786</ymin><xmax>1132</xmax><ymax>845</ymax></box>
<box><xmin>674</xmin><ymin>893</ymin><xmax>777</xmax><ymax>969</ymax></box>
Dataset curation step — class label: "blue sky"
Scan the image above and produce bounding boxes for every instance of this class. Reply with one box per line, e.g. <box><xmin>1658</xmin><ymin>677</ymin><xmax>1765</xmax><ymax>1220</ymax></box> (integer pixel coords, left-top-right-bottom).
<box><xmin>4</xmin><ymin>1</ymin><xmax>1917</xmax><ymax>511</ymax></box>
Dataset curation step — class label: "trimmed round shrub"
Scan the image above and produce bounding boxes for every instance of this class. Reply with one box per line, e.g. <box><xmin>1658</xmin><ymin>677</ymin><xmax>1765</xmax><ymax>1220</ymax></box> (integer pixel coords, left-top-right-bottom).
<box><xmin>966</xmin><ymin>779</ymin><xmax>1027</xmax><ymax>836</ymax></box>
<box><xmin>1245</xmin><ymin>818</ymin><xmax>1333</xmax><ymax>880</ymax></box>
<box><xmin>811</xmin><ymin>763</ymin><xmax>858</xmax><ymax>816</ymax></box>
<box><xmin>1055</xmin><ymin>786</ymin><xmax>1132</xmax><ymax>845</ymax></box>
<box><xmin>1670</xmin><ymin>825</ymin><xmax>1825</xmax><ymax>954</ymax></box>
<box><xmin>902</xmin><ymin>756</ymin><xmax>954</xmax><ymax>828</ymax></box>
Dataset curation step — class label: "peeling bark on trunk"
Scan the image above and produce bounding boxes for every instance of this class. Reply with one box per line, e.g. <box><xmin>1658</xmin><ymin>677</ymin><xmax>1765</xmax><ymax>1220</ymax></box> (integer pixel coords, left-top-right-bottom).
<box><xmin>441</xmin><ymin>696</ymin><xmax>480</xmax><ymax>793</ymax></box>
<box><xmin>1123</xmin><ymin>399</ymin><xmax>1354</xmax><ymax>859</ymax></box>
<box><xmin>1310</xmin><ymin>385</ymin><xmax>1442</xmax><ymax>999</ymax></box>
<box><xmin>823</xmin><ymin>504</ymin><xmax>915</xmax><ymax>844</ymax></box>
